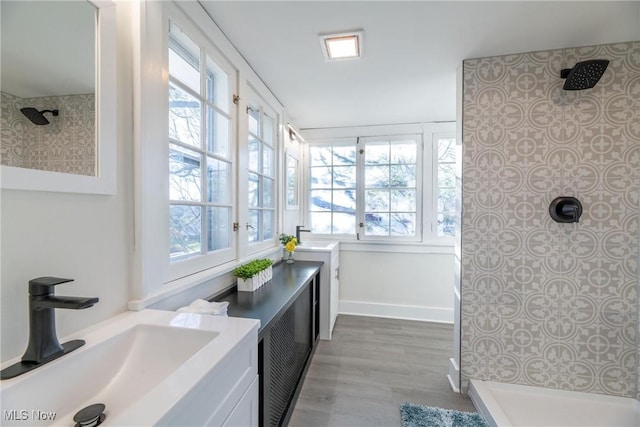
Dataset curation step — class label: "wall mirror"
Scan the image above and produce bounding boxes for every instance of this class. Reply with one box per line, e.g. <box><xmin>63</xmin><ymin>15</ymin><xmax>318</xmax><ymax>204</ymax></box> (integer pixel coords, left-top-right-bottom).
<box><xmin>0</xmin><ymin>0</ymin><xmax>116</xmax><ymax>194</ymax></box>
<box><xmin>286</xmin><ymin>152</ymin><xmax>299</xmax><ymax>209</ymax></box>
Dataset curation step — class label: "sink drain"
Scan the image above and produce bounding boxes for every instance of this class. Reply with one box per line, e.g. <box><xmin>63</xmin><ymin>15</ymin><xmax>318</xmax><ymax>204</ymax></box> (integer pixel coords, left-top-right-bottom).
<box><xmin>73</xmin><ymin>403</ymin><xmax>105</xmax><ymax>427</ymax></box>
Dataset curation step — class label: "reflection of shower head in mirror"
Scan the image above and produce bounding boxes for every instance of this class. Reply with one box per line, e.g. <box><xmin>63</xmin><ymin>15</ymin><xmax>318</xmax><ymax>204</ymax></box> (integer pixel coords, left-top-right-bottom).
<box><xmin>560</xmin><ymin>59</ymin><xmax>609</xmax><ymax>90</ymax></box>
<box><xmin>20</xmin><ymin>108</ymin><xmax>59</xmax><ymax>125</ymax></box>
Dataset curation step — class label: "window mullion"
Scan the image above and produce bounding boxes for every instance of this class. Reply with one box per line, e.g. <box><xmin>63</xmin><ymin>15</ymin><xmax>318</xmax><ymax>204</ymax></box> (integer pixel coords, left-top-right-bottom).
<box><xmin>418</xmin><ymin>138</ymin><xmax>425</xmax><ymax>240</ymax></box>
<box><xmin>387</xmin><ymin>157</ymin><xmax>392</xmax><ymax>237</ymax></box>
<box><xmin>170</xmin><ymin>138</ymin><xmax>206</xmax><ymax>155</ymax></box>
<box><xmin>169</xmin><ymin>76</ymin><xmax>199</xmax><ymax>100</ymax></box>
<box><xmin>199</xmin><ymin>205</ymin><xmax>206</xmax><ymax>255</ymax></box>
<box><xmin>204</xmin><ymin>99</ymin><xmax>231</xmax><ymax>121</ymax></box>
<box><xmin>199</xmin><ymin>46</ymin><xmax>208</xmax><ymax>255</ymax></box>
<box><xmin>169</xmin><ymin>199</ymin><xmax>208</xmax><ymax>207</ymax></box>
<box><xmin>431</xmin><ymin>132</ymin><xmax>439</xmax><ymax>237</ymax></box>
<box><xmin>356</xmin><ymin>137</ymin><xmax>365</xmax><ymax>239</ymax></box>
<box><xmin>257</xmin><ymin>107</ymin><xmax>263</xmax><ymax>242</ymax></box>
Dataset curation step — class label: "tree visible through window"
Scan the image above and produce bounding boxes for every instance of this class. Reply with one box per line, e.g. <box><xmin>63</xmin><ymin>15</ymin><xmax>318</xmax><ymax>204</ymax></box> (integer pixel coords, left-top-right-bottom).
<box><xmin>436</xmin><ymin>137</ymin><xmax>457</xmax><ymax>237</ymax></box>
<box><xmin>247</xmin><ymin>101</ymin><xmax>276</xmax><ymax>245</ymax></box>
<box><xmin>308</xmin><ymin>135</ymin><xmax>421</xmax><ymax>239</ymax></box>
<box><xmin>168</xmin><ymin>23</ymin><xmax>233</xmax><ymax>261</ymax></box>
<box><xmin>363</xmin><ymin>138</ymin><xmax>418</xmax><ymax>237</ymax></box>
<box><xmin>309</xmin><ymin>142</ymin><xmax>357</xmax><ymax>234</ymax></box>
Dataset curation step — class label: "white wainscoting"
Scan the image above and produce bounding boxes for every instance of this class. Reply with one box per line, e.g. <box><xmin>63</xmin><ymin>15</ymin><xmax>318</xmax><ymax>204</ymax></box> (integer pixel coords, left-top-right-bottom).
<box><xmin>339</xmin><ymin>301</ymin><xmax>453</xmax><ymax>323</ymax></box>
<box><xmin>337</xmin><ymin>243</ymin><xmax>455</xmax><ymax>323</ymax></box>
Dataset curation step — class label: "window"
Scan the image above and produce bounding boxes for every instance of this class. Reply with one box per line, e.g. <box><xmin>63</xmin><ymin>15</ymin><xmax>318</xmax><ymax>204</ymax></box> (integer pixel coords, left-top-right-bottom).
<box><xmin>134</xmin><ymin>4</ymin><xmax>288</xmax><ymax>304</ymax></box>
<box><xmin>362</xmin><ymin>137</ymin><xmax>419</xmax><ymax>237</ymax></box>
<box><xmin>305</xmin><ymin>123</ymin><xmax>456</xmax><ymax>243</ymax></box>
<box><xmin>168</xmin><ymin>22</ymin><xmax>234</xmax><ymax>267</ymax></box>
<box><xmin>247</xmin><ymin>99</ymin><xmax>276</xmax><ymax>247</ymax></box>
<box><xmin>307</xmin><ymin>135</ymin><xmax>421</xmax><ymax>240</ymax></box>
<box><xmin>308</xmin><ymin>140</ymin><xmax>357</xmax><ymax>234</ymax></box>
<box><xmin>435</xmin><ymin>136</ymin><xmax>457</xmax><ymax>237</ymax></box>
<box><xmin>285</xmin><ymin>153</ymin><xmax>299</xmax><ymax>209</ymax></box>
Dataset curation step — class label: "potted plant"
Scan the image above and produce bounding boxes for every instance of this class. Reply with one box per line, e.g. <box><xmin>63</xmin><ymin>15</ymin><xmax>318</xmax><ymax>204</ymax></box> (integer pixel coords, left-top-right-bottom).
<box><xmin>233</xmin><ymin>258</ymin><xmax>273</xmax><ymax>291</ymax></box>
<box><xmin>279</xmin><ymin>234</ymin><xmax>298</xmax><ymax>264</ymax></box>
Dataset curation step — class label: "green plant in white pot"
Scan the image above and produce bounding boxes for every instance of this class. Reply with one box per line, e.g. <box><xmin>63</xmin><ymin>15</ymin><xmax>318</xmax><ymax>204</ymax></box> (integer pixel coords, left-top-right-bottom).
<box><xmin>233</xmin><ymin>259</ymin><xmax>273</xmax><ymax>291</ymax></box>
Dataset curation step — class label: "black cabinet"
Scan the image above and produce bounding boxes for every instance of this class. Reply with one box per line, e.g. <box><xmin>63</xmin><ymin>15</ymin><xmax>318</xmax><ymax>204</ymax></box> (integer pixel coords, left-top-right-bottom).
<box><xmin>216</xmin><ymin>261</ymin><xmax>322</xmax><ymax>427</ymax></box>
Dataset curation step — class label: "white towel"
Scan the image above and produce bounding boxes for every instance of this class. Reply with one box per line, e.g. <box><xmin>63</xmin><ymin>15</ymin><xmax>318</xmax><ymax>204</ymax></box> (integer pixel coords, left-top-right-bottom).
<box><xmin>177</xmin><ymin>299</ymin><xmax>229</xmax><ymax>316</ymax></box>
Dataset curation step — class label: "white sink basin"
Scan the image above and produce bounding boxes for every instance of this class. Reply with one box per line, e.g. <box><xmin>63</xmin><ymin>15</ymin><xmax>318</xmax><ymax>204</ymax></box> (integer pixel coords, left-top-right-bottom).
<box><xmin>0</xmin><ymin>309</ymin><xmax>259</xmax><ymax>426</ymax></box>
<box><xmin>295</xmin><ymin>241</ymin><xmax>338</xmax><ymax>251</ymax></box>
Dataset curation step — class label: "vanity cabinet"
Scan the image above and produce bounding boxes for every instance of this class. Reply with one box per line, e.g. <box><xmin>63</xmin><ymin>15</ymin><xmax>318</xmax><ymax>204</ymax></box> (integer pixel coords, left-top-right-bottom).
<box><xmin>157</xmin><ymin>325</ymin><xmax>259</xmax><ymax>427</ymax></box>
<box><xmin>222</xmin><ymin>377</ymin><xmax>259</xmax><ymax>427</ymax></box>
<box><xmin>216</xmin><ymin>261</ymin><xmax>322</xmax><ymax>427</ymax></box>
<box><xmin>295</xmin><ymin>242</ymin><xmax>340</xmax><ymax>340</ymax></box>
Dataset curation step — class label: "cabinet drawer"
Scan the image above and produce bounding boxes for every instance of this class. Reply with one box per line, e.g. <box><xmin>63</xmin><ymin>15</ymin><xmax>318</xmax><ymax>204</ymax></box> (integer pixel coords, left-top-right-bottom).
<box><xmin>222</xmin><ymin>376</ymin><xmax>259</xmax><ymax>427</ymax></box>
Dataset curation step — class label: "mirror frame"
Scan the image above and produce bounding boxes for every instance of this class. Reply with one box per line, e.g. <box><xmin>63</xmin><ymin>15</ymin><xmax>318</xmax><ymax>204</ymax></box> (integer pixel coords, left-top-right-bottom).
<box><xmin>0</xmin><ymin>0</ymin><xmax>116</xmax><ymax>195</ymax></box>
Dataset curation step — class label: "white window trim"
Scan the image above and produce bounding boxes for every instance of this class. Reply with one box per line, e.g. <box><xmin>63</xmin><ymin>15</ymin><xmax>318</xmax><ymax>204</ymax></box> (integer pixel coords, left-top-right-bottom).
<box><xmin>302</xmin><ymin>122</ymin><xmax>456</xmax><ymax>247</ymax></box>
<box><xmin>306</xmin><ymin>137</ymin><xmax>358</xmax><ymax>239</ymax></box>
<box><xmin>358</xmin><ymin>134</ymin><xmax>423</xmax><ymax>242</ymax></box>
<box><xmin>431</xmin><ymin>129</ymin><xmax>457</xmax><ymax>241</ymax></box>
<box><xmin>243</xmin><ymin>85</ymin><xmax>281</xmax><ymax>256</ymax></box>
<box><xmin>131</xmin><ymin>1</ymin><xmax>285</xmax><ymax>309</ymax></box>
<box><xmin>167</xmin><ymin>19</ymin><xmax>238</xmax><ymax>282</ymax></box>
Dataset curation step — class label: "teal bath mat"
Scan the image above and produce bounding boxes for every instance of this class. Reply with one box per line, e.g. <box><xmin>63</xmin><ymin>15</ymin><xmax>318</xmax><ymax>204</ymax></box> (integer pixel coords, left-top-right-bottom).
<box><xmin>400</xmin><ymin>402</ymin><xmax>489</xmax><ymax>427</ymax></box>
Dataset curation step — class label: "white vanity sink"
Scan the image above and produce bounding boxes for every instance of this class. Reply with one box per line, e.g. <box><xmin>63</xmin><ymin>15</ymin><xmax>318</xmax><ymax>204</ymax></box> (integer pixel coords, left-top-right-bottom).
<box><xmin>295</xmin><ymin>241</ymin><xmax>338</xmax><ymax>251</ymax></box>
<box><xmin>294</xmin><ymin>241</ymin><xmax>340</xmax><ymax>340</ymax></box>
<box><xmin>1</xmin><ymin>309</ymin><xmax>259</xmax><ymax>426</ymax></box>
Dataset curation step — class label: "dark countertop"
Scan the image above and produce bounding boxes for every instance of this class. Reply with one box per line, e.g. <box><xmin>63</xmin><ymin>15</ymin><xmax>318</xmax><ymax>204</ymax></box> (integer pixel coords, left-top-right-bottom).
<box><xmin>215</xmin><ymin>260</ymin><xmax>323</xmax><ymax>337</ymax></box>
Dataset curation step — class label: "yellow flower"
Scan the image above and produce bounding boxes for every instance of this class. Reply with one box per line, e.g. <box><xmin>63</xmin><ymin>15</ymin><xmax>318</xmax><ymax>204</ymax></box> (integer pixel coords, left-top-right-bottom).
<box><xmin>285</xmin><ymin>241</ymin><xmax>296</xmax><ymax>252</ymax></box>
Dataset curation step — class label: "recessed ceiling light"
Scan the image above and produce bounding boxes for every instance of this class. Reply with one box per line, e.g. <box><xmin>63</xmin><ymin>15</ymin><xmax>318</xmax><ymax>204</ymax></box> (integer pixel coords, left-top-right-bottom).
<box><xmin>319</xmin><ymin>31</ymin><xmax>363</xmax><ymax>61</ymax></box>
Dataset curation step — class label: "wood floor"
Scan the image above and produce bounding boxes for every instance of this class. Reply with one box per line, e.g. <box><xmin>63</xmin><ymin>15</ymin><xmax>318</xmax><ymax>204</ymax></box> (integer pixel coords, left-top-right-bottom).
<box><xmin>288</xmin><ymin>315</ymin><xmax>476</xmax><ymax>427</ymax></box>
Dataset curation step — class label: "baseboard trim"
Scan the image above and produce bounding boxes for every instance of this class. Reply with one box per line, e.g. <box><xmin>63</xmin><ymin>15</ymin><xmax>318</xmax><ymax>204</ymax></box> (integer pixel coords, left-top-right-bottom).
<box><xmin>338</xmin><ymin>300</ymin><xmax>453</xmax><ymax>323</ymax></box>
<box><xmin>447</xmin><ymin>357</ymin><xmax>461</xmax><ymax>393</ymax></box>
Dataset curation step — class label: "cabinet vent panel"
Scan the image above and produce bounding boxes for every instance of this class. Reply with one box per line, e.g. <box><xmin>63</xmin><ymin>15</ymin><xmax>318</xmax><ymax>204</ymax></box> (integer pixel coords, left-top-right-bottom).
<box><xmin>268</xmin><ymin>286</ymin><xmax>311</xmax><ymax>427</ymax></box>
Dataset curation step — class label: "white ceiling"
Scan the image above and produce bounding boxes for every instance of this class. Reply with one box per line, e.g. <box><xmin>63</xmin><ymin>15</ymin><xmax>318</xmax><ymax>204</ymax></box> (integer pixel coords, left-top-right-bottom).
<box><xmin>199</xmin><ymin>1</ymin><xmax>640</xmax><ymax>129</ymax></box>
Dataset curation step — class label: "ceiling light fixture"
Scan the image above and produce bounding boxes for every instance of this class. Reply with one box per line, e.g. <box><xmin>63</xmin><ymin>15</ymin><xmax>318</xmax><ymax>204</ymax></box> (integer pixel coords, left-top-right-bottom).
<box><xmin>319</xmin><ymin>30</ymin><xmax>363</xmax><ymax>61</ymax></box>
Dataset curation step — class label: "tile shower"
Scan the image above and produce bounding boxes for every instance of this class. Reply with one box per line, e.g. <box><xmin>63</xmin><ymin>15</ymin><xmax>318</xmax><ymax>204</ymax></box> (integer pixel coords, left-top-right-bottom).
<box><xmin>460</xmin><ymin>41</ymin><xmax>639</xmax><ymax>399</ymax></box>
<box><xmin>1</xmin><ymin>91</ymin><xmax>95</xmax><ymax>176</ymax></box>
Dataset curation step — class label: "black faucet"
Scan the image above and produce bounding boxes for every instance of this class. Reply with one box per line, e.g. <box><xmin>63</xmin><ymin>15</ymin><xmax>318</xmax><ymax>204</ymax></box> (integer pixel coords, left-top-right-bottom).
<box><xmin>296</xmin><ymin>225</ymin><xmax>311</xmax><ymax>245</ymax></box>
<box><xmin>1</xmin><ymin>277</ymin><xmax>98</xmax><ymax>380</ymax></box>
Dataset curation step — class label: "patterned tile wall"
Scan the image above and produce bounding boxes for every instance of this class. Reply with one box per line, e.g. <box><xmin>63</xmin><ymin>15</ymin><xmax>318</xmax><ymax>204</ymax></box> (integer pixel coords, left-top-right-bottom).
<box><xmin>460</xmin><ymin>41</ymin><xmax>640</xmax><ymax>399</ymax></box>
<box><xmin>1</xmin><ymin>91</ymin><xmax>95</xmax><ymax>176</ymax></box>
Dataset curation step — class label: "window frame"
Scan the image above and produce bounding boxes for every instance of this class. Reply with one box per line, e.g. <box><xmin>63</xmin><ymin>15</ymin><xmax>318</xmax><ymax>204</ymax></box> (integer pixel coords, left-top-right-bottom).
<box><xmin>307</xmin><ymin>138</ymin><xmax>358</xmax><ymax>239</ymax></box>
<box><xmin>358</xmin><ymin>134</ymin><xmax>423</xmax><ymax>242</ymax></box>
<box><xmin>132</xmin><ymin>1</ymin><xmax>286</xmax><ymax>308</ymax></box>
<box><xmin>244</xmin><ymin>88</ymin><xmax>279</xmax><ymax>255</ymax></box>
<box><xmin>432</xmin><ymin>131</ymin><xmax>458</xmax><ymax>239</ymax></box>
<box><xmin>285</xmin><ymin>151</ymin><xmax>299</xmax><ymax>210</ymax></box>
<box><xmin>166</xmin><ymin>17</ymin><xmax>238</xmax><ymax>283</ymax></box>
<box><xmin>303</xmin><ymin>122</ymin><xmax>456</xmax><ymax>245</ymax></box>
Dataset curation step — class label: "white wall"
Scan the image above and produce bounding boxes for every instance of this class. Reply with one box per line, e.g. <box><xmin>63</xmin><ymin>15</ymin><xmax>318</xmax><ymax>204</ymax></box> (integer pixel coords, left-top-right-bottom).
<box><xmin>0</xmin><ymin>2</ymin><xmax>134</xmax><ymax>362</ymax></box>
<box><xmin>338</xmin><ymin>245</ymin><xmax>454</xmax><ymax>322</ymax></box>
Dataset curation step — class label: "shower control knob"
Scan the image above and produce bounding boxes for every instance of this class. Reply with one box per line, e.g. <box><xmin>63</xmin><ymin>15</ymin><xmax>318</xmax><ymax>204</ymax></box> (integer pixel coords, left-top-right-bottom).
<box><xmin>549</xmin><ymin>197</ymin><xmax>582</xmax><ymax>223</ymax></box>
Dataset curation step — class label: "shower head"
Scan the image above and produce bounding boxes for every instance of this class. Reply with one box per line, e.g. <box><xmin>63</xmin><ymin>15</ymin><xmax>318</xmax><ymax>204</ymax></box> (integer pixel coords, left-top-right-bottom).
<box><xmin>20</xmin><ymin>108</ymin><xmax>59</xmax><ymax>125</ymax></box>
<box><xmin>560</xmin><ymin>59</ymin><xmax>609</xmax><ymax>90</ymax></box>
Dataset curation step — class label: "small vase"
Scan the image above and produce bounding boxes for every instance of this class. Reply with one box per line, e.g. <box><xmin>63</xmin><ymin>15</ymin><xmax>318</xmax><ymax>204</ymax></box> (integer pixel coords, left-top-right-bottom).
<box><xmin>286</xmin><ymin>251</ymin><xmax>295</xmax><ymax>264</ymax></box>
